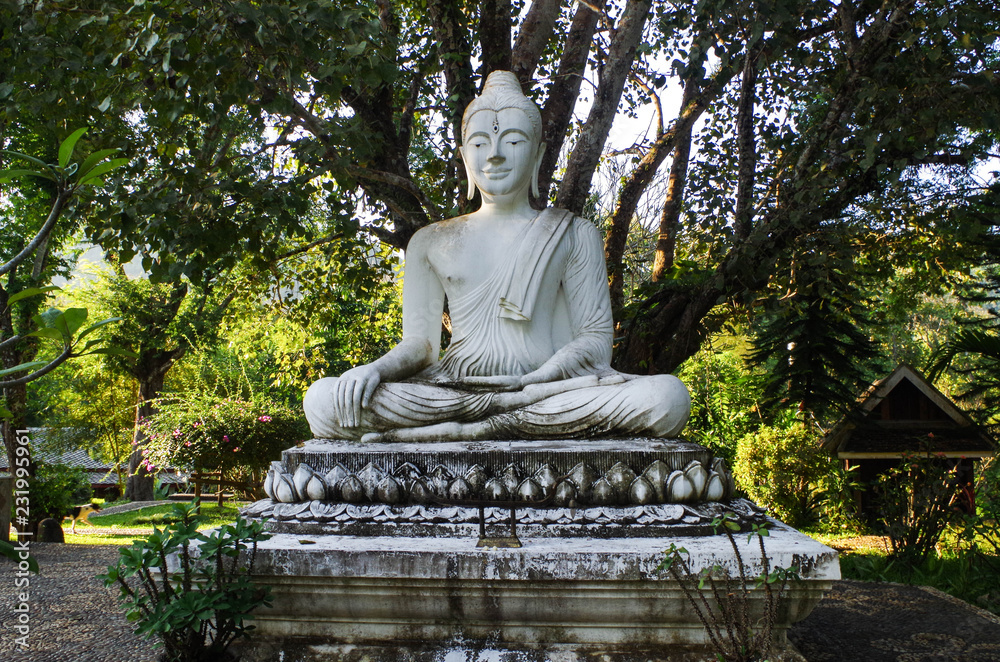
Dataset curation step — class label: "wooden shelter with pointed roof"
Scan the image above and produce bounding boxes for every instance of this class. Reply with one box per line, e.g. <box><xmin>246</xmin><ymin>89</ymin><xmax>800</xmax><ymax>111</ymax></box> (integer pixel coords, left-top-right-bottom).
<box><xmin>822</xmin><ymin>364</ymin><xmax>996</xmax><ymax>514</ymax></box>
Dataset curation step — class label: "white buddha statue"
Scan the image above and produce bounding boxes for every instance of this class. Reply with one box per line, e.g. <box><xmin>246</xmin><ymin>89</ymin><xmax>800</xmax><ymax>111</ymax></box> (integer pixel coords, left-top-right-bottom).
<box><xmin>304</xmin><ymin>71</ymin><xmax>689</xmax><ymax>442</ymax></box>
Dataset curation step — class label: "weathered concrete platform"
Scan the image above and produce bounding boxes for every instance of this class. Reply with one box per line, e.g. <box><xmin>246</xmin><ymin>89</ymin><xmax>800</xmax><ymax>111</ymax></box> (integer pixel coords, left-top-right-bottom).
<box><xmin>236</xmin><ymin>522</ymin><xmax>839</xmax><ymax>661</ymax></box>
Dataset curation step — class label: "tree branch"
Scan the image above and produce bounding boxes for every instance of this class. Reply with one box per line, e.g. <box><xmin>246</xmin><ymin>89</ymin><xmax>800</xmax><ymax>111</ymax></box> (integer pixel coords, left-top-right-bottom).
<box><xmin>479</xmin><ymin>0</ymin><xmax>513</xmax><ymax>80</ymax></box>
<box><xmin>0</xmin><ymin>188</ymin><xmax>69</xmax><ymax>277</ymax></box>
<box><xmin>0</xmin><ymin>344</ymin><xmax>72</xmax><ymax>389</ymax></box>
<box><xmin>511</xmin><ymin>0</ymin><xmax>561</xmax><ymax>86</ymax></box>
<box><xmin>537</xmin><ymin>0</ymin><xmax>606</xmax><ymax>204</ymax></box>
<box><xmin>556</xmin><ymin>0</ymin><xmax>654</xmax><ymax>214</ymax></box>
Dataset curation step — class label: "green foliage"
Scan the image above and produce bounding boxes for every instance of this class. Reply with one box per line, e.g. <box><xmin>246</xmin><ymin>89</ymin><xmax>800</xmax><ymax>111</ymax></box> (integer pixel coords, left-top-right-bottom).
<box><xmin>144</xmin><ymin>394</ymin><xmax>308</xmax><ymax>492</ymax></box>
<box><xmin>677</xmin><ymin>339</ymin><xmax>765</xmax><ymax>465</ymax></box>
<box><xmin>82</xmin><ymin>502</ymin><xmax>244</xmax><ymax>530</ymax></box>
<box><xmin>733</xmin><ymin>421</ymin><xmax>833</xmax><ymax>528</ymax></box>
<box><xmin>832</xmin><ymin>457</ymin><xmax>1000</xmax><ymax>615</ymax></box>
<box><xmin>0</xmin><ymin>130</ymin><xmax>131</xmax><ymax>391</ymax></box>
<box><xmin>748</xmin><ymin>235</ymin><xmax>885</xmax><ymax>422</ymax></box>
<box><xmin>28</xmin><ymin>459</ymin><xmax>93</xmax><ymax>523</ymax></box>
<box><xmin>817</xmin><ymin>463</ymin><xmax>866</xmax><ymax>535</ymax></box>
<box><xmin>100</xmin><ymin>501</ymin><xmax>272</xmax><ymax>662</ymax></box>
<box><xmin>927</xmin><ymin>324</ymin><xmax>1000</xmax><ymax>424</ymax></box>
<box><xmin>660</xmin><ymin>514</ymin><xmax>799</xmax><ymax>662</ymax></box>
<box><xmin>874</xmin><ymin>450</ymin><xmax>965</xmax><ymax>567</ymax></box>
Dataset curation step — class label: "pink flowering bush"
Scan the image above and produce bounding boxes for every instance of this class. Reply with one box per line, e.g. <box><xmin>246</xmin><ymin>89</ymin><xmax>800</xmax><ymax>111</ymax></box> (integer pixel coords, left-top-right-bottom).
<box><xmin>144</xmin><ymin>395</ymin><xmax>308</xmax><ymax>496</ymax></box>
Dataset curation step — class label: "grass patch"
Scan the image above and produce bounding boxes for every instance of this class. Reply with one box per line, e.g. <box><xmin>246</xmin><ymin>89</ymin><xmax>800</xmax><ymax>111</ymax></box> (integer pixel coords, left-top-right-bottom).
<box><xmin>64</xmin><ymin>532</ymin><xmax>150</xmax><ymax>546</ymax></box>
<box><xmin>62</xmin><ymin>502</ymin><xmax>249</xmax><ymax>543</ymax></box>
<box><xmin>805</xmin><ymin>529</ymin><xmax>1000</xmax><ymax>616</ymax></box>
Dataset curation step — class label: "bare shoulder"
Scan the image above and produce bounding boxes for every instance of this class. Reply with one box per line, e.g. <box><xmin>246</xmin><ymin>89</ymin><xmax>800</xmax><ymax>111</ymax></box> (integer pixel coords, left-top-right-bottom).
<box><xmin>408</xmin><ymin>215</ymin><xmax>470</xmax><ymax>250</ymax></box>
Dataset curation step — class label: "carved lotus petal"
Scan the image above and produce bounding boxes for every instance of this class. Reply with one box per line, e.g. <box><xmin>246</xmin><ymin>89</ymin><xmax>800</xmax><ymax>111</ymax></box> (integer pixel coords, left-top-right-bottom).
<box><xmin>711</xmin><ymin>458</ymin><xmax>734</xmax><ymax>496</ymax></box>
<box><xmin>305</xmin><ymin>474</ymin><xmax>327</xmax><ymax>501</ymax></box>
<box><xmin>553</xmin><ymin>480</ymin><xmax>577</xmax><ymax>507</ymax></box>
<box><xmin>376</xmin><ymin>476</ymin><xmax>403</xmax><ymax>504</ymax></box>
<box><xmin>705</xmin><ymin>473</ymin><xmax>725</xmax><ymax>501</ymax></box>
<box><xmin>590</xmin><ymin>477</ymin><xmax>615</xmax><ymax>505</ymax></box>
<box><xmin>642</xmin><ymin>460</ymin><xmax>670</xmax><ymax>502</ymax></box>
<box><xmin>502</xmin><ymin>464</ymin><xmax>522</xmax><ymax>495</ymax></box>
<box><xmin>517</xmin><ymin>478</ymin><xmax>543</xmax><ymax>502</ymax></box>
<box><xmin>464</xmin><ymin>465</ymin><xmax>487</xmax><ymax>496</ymax></box>
<box><xmin>533</xmin><ymin>464</ymin><xmax>559</xmax><ymax>494</ymax></box>
<box><xmin>448</xmin><ymin>477</ymin><xmax>472</xmax><ymax>500</ymax></box>
<box><xmin>339</xmin><ymin>475</ymin><xmax>366</xmax><ymax>503</ymax></box>
<box><xmin>483</xmin><ymin>478</ymin><xmax>508</xmax><ymax>501</ymax></box>
<box><xmin>429</xmin><ymin>464</ymin><xmax>454</xmax><ymax>496</ymax></box>
<box><xmin>430</xmin><ymin>464</ymin><xmax>454</xmax><ymax>480</ymax></box>
<box><xmin>629</xmin><ymin>476</ymin><xmax>656</xmax><ymax>505</ymax></box>
<box><xmin>568</xmin><ymin>462</ymin><xmax>598</xmax><ymax>497</ymax></box>
<box><xmin>263</xmin><ymin>470</ymin><xmax>275</xmax><ymax>500</ymax></box>
<box><xmin>358</xmin><ymin>463</ymin><xmax>385</xmax><ymax>499</ymax></box>
<box><xmin>324</xmin><ymin>464</ymin><xmax>349</xmax><ymax>500</ymax></box>
<box><xmin>292</xmin><ymin>464</ymin><xmax>315</xmax><ymax>500</ymax></box>
<box><xmin>684</xmin><ymin>461</ymin><xmax>708</xmax><ymax>499</ymax></box>
<box><xmin>408</xmin><ymin>478</ymin><xmax>432</xmax><ymax>504</ymax></box>
<box><xmin>393</xmin><ymin>462</ymin><xmax>423</xmax><ymax>482</ymax></box>
<box><xmin>667</xmin><ymin>470</ymin><xmax>694</xmax><ymax>503</ymax></box>
<box><xmin>606</xmin><ymin>462</ymin><xmax>637</xmax><ymax>500</ymax></box>
<box><xmin>274</xmin><ymin>473</ymin><xmax>297</xmax><ymax>503</ymax></box>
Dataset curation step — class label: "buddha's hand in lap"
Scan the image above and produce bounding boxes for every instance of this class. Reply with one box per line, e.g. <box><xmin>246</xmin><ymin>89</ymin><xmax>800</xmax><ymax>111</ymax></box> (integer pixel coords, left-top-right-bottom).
<box><xmin>334</xmin><ymin>364</ymin><xmax>381</xmax><ymax>428</ymax></box>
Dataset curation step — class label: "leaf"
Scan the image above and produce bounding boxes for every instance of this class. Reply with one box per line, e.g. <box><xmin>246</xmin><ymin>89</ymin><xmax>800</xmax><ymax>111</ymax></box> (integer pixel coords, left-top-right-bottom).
<box><xmin>76</xmin><ymin>316</ymin><xmax>121</xmax><ymax>341</ymax></box>
<box><xmin>7</xmin><ymin>286</ymin><xmax>61</xmax><ymax>305</ymax></box>
<box><xmin>78</xmin><ymin>149</ymin><xmax>122</xmax><ymax>178</ymax></box>
<box><xmin>98</xmin><ymin>96</ymin><xmax>112</xmax><ymax>113</ymax></box>
<box><xmin>0</xmin><ymin>360</ymin><xmax>47</xmax><ymax>377</ymax></box>
<box><xmin>1</xmin><ymin>149</ymin><xmax>50</xmax><ymax>169</ymax></box>
<box><xmin>26</xmin><ymin>327</ymin><xmax>64</xmax><ymax>340</ymax></box>
<box><xmin>0</xmin><ymin>168</ymin><xmax>56</xmax><ymax>182</ymax></box>
<box><xmin>78</xmin><ymin>158</ymin><xmax>129</xmax><ymax>184</ymax></box>
<box><xmin>59</xmin><ymin>307</ymin><xmax>89</xmax><ymax>336</ymax></box>
<box><xmin>59</xmin><ymin>128</ymin><xmax>89</xmax><ymax>168</ymax></box>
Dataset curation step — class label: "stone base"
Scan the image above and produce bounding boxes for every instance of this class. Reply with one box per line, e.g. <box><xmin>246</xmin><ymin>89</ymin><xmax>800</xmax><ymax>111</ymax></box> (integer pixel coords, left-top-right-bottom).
<box><xmin>238</xmin><ymin>522</ymin><xmax>838</xmax><ymax>662</ymax></box>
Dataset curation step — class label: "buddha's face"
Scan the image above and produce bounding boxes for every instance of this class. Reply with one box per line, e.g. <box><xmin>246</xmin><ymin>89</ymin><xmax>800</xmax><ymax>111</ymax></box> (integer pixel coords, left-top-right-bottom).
<box><xmin>461</xmin><ymin>108</ymin><xmax>541</xmax><ymax>200</ymax></box>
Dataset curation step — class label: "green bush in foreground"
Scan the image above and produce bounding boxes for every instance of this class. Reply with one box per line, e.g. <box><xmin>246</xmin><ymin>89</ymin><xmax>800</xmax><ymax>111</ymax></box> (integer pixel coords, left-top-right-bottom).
<box><xmin>733</xmin><ymin>422</ymin><xmax>832</xmax><ymax>528</ymax></box>
<box><xmin>100</xmin><ymin>501</ymin><xmax>272</xmax><ymax>662</ymax></box>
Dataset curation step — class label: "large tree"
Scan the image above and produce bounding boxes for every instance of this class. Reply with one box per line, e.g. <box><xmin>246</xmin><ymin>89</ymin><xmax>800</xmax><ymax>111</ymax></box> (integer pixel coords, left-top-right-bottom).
<box><xmin>5</xmin><ymin>0</ymin><xmax>999</xmax><ymax>428</ymax></box>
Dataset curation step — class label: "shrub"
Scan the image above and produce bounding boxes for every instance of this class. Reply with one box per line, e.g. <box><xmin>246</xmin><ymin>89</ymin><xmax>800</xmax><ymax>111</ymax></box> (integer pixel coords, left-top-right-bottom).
<box><xmin>144</xmin><ymin>394</ymin><xmax>308</xmax><ymax>496</ymax></box>
<box><xmin>733</xmin><ymin>422</ymin><xmax>832</xmax><ymax>528</ymax></box>
<box><xmin>29</xmin><ymin>460</ymin><xmax>93</xmax><ymax>523</ymax></box>
<box><xmin>874</xmin><ymin>450</ymin><xmax>964</xmax><ymax>567</ymax></box>
<box><xmin>100</xmin><ymin>500</ymin><xmax>272</xmax><ymax>662</ymax></box>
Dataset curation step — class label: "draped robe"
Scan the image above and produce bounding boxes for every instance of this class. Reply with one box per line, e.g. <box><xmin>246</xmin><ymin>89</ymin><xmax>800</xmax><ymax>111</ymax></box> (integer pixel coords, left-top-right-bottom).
<box><xmin>304</xmin><ymin>209</ymin><xmax>689</xmax><ymax>441</ymax></box>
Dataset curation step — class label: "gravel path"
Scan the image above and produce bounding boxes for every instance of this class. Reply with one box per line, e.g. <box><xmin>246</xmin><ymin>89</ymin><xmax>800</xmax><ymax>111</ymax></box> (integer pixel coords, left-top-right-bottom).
<box><xmin>0</xmin><ymin>543</ymin><xmax>158</xmax><ymax>662</ymax></box>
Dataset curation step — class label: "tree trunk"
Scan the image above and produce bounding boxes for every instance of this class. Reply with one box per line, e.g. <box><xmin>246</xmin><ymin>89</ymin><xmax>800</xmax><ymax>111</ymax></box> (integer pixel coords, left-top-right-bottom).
<box><xmin>124</xmin><ymin>372</ymin><xmax>166</xmax><ymax>502</ymax></box>
<box><xmin>536</xmin><ymin>0</ymin><xmax>606</xmax><ymax>204</ymax></box>
<box><xmin>557</xmin><ymin>0</ymin><xmax>654</xmax><ymax>214</ymax></box>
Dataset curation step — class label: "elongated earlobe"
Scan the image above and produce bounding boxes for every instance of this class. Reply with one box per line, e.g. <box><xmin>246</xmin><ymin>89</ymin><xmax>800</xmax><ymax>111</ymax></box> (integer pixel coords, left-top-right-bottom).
<box><xmin>531</xmin><ymin>142</ymin><xmax>546</xmax><ymax>199</ymax></box>
<box><xmin>460</xmin><ymin>145</ymin><xmax>476</xmax><ymax>199</ymax></box>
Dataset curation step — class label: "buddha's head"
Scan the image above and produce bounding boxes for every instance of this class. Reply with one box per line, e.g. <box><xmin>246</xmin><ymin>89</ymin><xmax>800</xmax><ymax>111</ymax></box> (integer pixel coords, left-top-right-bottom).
<box><xmin>460</xmin><ymin>71</ymin><xmax>546</xmax><ymax>202</ymax></box>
